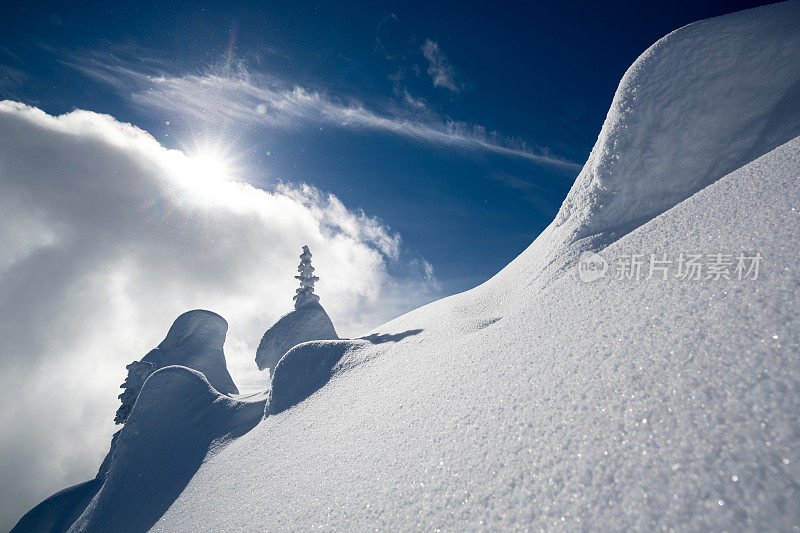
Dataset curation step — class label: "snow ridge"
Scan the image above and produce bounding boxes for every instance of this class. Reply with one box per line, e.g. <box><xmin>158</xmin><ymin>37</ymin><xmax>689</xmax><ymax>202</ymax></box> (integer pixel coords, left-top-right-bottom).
<box><xmin>268</xmin><ymin>339</ymin><xmax>365</xmax><ymax>415</ymax></box>
<box><xmin>69</xmin><ymin>366</ymin><xmax>264</xmax><ymax>532</ymax></box>
<box><xmin>497</xmin><ymin>1</ymin><xmax>800</xmax><ymax>286</ymax></box>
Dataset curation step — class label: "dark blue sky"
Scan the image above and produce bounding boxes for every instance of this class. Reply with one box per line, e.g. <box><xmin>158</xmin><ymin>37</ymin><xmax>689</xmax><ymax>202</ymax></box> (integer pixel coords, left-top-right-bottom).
<box><xmin>0</xmin><ymin>0</ymin><xmax>776</xmax><ymax>295</ymax></box>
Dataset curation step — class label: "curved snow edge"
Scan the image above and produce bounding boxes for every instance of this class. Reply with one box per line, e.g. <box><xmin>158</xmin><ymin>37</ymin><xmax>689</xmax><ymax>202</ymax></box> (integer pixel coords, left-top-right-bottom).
<box><xmin>492</xmin><ymin>1</ymin><xmax>800</xmax><ymax>289</ymax></box>
<box><xmin>67</xmin><ymin>365</ymin><xmax>264</xmax><ymax>532</ymax></box>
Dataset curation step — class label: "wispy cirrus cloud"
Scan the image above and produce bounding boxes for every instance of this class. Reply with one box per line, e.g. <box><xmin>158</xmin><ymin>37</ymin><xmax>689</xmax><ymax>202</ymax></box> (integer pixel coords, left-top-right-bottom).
<box><xmin>62</xmin><ymin>51</ymin><xmax>580</xmax><ymax>170</ymax></box>
<box><xmin>0</xmin><ymin>48</ymin><xmax>29</xmax><ymax>99</ymax></box>
<box><xmin>421</xmin><ymin>40</ymin><xmax>460</xmax><ymax>92</ymax></box>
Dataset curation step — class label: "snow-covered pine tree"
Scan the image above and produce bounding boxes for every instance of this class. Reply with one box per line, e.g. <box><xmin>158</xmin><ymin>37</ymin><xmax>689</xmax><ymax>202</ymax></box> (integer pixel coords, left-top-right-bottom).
<box><xmin>114</xmin><ymin>360</ymin><xmax>157</xmax><ymax>424</ymax></box>
<box><xmin>293</xmin><ymin>245</ymin><xmax>321</xmax><ymax>309</ymax></box>
<box><xmin>255</xmin><ymin>245</ymin><xmax>338</xmax><ymax>373</ymax></box>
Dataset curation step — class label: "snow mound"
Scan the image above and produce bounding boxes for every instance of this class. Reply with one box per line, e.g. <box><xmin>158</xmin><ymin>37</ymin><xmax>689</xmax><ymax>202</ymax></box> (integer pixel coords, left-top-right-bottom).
<box><xmin>10</xmin><ymin>479</ymin><xmax>103</xmax><ymax>533</ymax></box>
<box><xmin>67</xmin><ymin>366</ymin><xmax>264</xmax><ymax>532</ymax></box>
<box><xmin>268</xmin><ymin>340</ymin><xmax>364</xmax><ymax>415</ymax></box>
<box><xmin>142</xmin><ymin>310</ymin><xmax>239</xmax><ymax>395</ymax></box>
<box><xmin>255</xmin><ymin>302</ymin><xmax>339</xmax><ymax>375</ymax></box>
<box><xmin>500</xmin><ymin>1</ymin><xmax>800</xmax><ymax>284</ymax></box>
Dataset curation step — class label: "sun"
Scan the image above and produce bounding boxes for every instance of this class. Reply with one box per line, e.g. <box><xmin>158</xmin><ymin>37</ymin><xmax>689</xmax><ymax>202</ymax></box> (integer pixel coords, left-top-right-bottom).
<box><xmin>184</xmin><ymin>140</ymin><xmax>239</xmax><ymax>184</ymax></box>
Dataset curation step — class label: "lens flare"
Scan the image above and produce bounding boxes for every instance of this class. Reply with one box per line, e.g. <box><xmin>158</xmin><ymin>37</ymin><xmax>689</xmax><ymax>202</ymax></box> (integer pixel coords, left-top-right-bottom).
<box><xmin>224</xmin><ymin>19</ymin><xmax>239</xmax><ymax>71</ymax></box>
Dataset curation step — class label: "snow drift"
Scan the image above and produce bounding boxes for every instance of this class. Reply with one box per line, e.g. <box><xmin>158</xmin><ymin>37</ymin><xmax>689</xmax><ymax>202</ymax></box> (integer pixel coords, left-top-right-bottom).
<box><xmin>140</xmin><ymin>310</ymin><xmax>238</xmax><ymax>395</ymax></box>
<box><xmin>14</xmin><ymin>2</ymin><xmax>800</xmax><ymax>531</ymax></box>
<box><xmin>12</xmin><ymin>310</ymin><xmax>254</xmax><ymax>532</ymax></box>
<box><xmin>498</xmin><ymin>0</ymin><xmax>800</xmax><ymax>286</ymax></box>
<box><xmin>16</xmin><ymin>367</ymin><xmax>266</xmax><ymax>533</ymax></box>
<box><xmin>268</xmin><ymin>339</ymin><xmax>362</xmax><ymax>414</ymax></box>
<box><xmin>255</xmin><ymin>302</ymin><xmax>339</xmax><ymax>375</ymax></box>
<box><xmin>10</xmin><ymin>480</ymin><xmax>103</xmax><ymax>533</ymax></box>
<box><xmin>71</xmin><ymin>366</ymin><xmax>263</xmax><ymax>532</ymax></box>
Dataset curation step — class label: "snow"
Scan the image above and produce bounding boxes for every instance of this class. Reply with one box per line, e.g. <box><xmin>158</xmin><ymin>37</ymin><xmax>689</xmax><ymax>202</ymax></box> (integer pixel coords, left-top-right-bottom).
<box><xmin>70</xmin><ymin>367</ymin><xmax>264</xmax><ymax>532</ymax></box>
<box><xmin>255</xmin><ymin>245</ymin><xmax>339</xmax><ymax>375</ymax></box>
<box><xmin>140</xmin><ymin>310</ymin><xmax>239</xmax><ymax>396</ymax></box>
<box><xmin>12</xmin><ymin>310</ymin><xmax>251</xmax><ymax>532</ymax></box>
<box><xmin>498</xmin><ymin>0</ymin><xmax>800</xmax><ymax>286</ymax></box>
<box><xmin>13</xmin><ymin>2</ymin><xmax>800</xmax><ymax>531</ymax></box>
<box><xmin>114</xmin><ymin>360</ymin><xmax>156</xmax><ymax>424</ymax></box>
<box><xmin>293</xmin><ymin>245</ymin><xmax>321</xmax><ymax>309</ymax></box>
<box><xmin>268</xmin><ymin>339</ymin><xmax>362</xmax><ymax>415</ymax></box>
<box><xmin>147</xmin><ymin>132</ymin><xmax>800</xmax><ymax>530</ymax></box>
<box><xmin>11</xmin><ymin>480</ymin><xmax>103</xmax><ymax>533</ymax></box>
<box><xmin>255</xmin><ymin>302</ymin><xmax>339</xmax><ymax>375</ymax></box>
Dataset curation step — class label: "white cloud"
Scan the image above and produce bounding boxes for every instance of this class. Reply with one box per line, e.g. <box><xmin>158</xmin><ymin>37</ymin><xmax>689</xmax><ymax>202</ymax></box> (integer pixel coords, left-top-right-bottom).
<box><xmin>422</xmin><ymin>40</ymin><xmax>460</xmax><ymax>92</ymax></box>
<box><xmin>0</xmin><ymin>101</ymin><xmax>437</xmax><ymax>527</ymax></box>
<box><xmin>63</xmin><ymin>54</ymin><xmax>580</xmax><ymax>170</ymax></box>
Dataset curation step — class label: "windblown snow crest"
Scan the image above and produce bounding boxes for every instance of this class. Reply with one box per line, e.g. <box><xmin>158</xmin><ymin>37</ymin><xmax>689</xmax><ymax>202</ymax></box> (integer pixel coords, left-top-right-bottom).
<box><xmin>142</xmin><ymin>310</ymin><xmax>239</xmax><ymax>395</ymax></box>
<box><xmin>497</xmin><ymin>1</ymin><xmax>800</xmax><ymax>286</ymax></box>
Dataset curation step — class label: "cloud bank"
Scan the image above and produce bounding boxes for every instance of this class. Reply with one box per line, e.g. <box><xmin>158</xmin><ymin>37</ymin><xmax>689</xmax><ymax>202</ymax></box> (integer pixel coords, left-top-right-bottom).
<box><xmin>0</xmin><ymin>101</ymin><xmax>437</xmax><ymax>527</ymax></box>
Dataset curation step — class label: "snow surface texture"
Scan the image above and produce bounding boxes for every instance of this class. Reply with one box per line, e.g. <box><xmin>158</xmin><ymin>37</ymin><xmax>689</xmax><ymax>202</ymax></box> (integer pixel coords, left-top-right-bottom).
<box><xmin>255</xmin><ymin>302</ymin><xmax>339</xmax><ymax>375</ymax></box>
<box><xmin>140</xmin><ymin>310</ymin><xmax>239</xmax><ymax>395</ymax></box>
<box><xmin>14</xmin><ymin>3</ymin><xmax>800</xmax><ymax>531</ymax></box>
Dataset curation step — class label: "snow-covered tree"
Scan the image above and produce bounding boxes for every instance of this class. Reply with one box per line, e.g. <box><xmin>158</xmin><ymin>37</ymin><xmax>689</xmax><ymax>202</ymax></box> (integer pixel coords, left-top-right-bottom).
<box><xmin>293</xmin><ymin>245</ymin><xmax>321</xmax><ymax>309</ymax></box>
<box><xmin>114</xmin><ymin>360</ymin><xmax>156</xmax><ymax>424</ymax></box>
<box><xmin>256</xmin><ymin>246</ymin><xmax>337</xmax><ymax>373</ymax></box>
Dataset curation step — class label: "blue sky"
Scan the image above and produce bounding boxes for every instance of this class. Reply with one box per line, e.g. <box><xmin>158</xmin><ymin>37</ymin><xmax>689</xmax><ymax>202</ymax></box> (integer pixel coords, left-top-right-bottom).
<box><xmin>0</xmin><ymin>0</ymin><xmax>774</xmax><ymax>295</ymax></box>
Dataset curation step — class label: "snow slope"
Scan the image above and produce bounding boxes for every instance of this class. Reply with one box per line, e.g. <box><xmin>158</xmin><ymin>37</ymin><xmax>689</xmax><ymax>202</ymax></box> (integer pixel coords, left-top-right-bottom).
<box><xmin>154</xmin><ymin>130</ymin><xmax>800</xmax><ymax>532</ymax></box>
<box><xmin>14</xmin><ymin>2</ymin><xmax>800</xmax><ymax>531</ymax></box>
<box><xmin>152</xmin><ymin>4</ymin><xmax>799</xmax><ymax>530</ymax></box>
